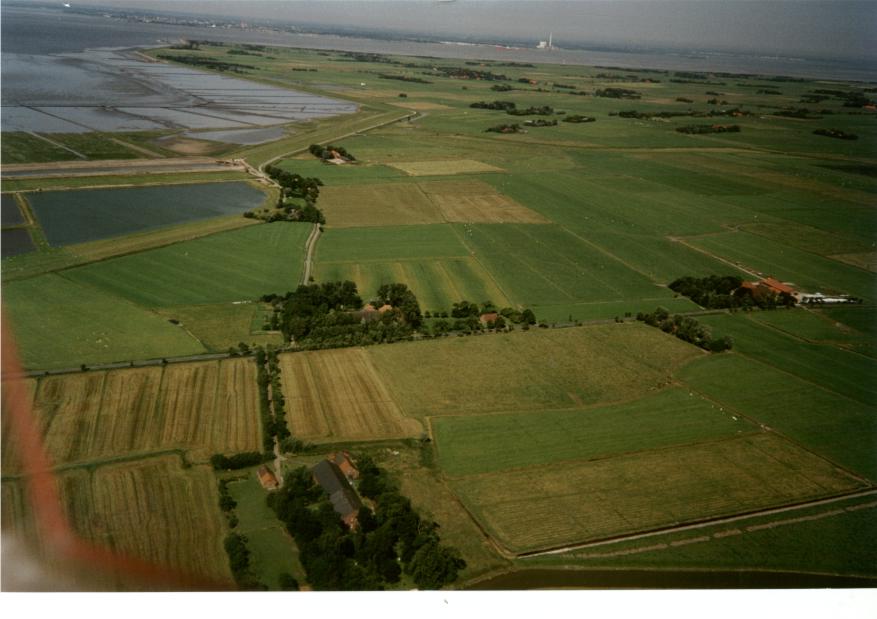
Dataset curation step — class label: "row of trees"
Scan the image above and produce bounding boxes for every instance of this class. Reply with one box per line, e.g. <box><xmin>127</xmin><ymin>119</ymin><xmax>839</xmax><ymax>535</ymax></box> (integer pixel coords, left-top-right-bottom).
<box><xmin>563</xmin><ymin>115</ymin><xmax>597</xmax><ymax>123</ymax></box>
<box><xmin>262</xmin><ymin>281</ymin><xmax>421</xmax><ymax>350</ymax></box>
<box><xmin>637</xmin><ymin>307</ymin><xmax>733</xmax><ymax>353</ymax></box>
<box><xmin>267</xmin><ymin>456</ymin><xmax>465</xmax><ymax>590</ymax></box>
<box><xmin>814</xmin><ymin>128</ymin><xmax>858</xmax><ymax>140</ymax></box>
<box><xmin>676</xmin><ymin>124</ymin><xmax>741</xmax><ymax>134</ymax></box>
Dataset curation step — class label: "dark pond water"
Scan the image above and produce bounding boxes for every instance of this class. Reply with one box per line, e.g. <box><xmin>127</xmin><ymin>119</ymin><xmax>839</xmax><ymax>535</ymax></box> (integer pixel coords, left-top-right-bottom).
<box><xmin>2</xmin><ymin>194</ymin><xmax>25</xmax><ymax>225</ymax></box>
<box><xmin>27</xmin><ymin>182</ymin><xmax>266</xmax><ymax>247</ymax></box>
<box><xmin>466</xmin><ymin>568</ymin><xmax>877</xmax><ymax>590</ymax></box>
<box><xmin>2</xmin><ymin>228</ymin><xmax>36</xmax><ymax>258</ymax></box>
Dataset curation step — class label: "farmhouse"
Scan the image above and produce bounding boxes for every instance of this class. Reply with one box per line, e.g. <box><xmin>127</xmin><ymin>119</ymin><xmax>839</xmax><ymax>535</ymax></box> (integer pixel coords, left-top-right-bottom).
<box><xmin>312</xmin><ymin>459</ymin><xmax>363</xmax><ymax>529</ymax></box>
<box><xmin>479</xmin><ymin>312</ymin><xmax>499</xmax><ymax>325</ymax></box>
<box><xmin>328</xmin><ymin>451</ymin><xmax>360</xmax><ymax>480</ymax></box>
<box><xmin>740</xmin><ymin>276</ymin><xmax>797</xmax><ymax>301</ymax></box>
<box><xmin>257</xmin><ymin>465</ymin><xmax>279</xmax><ymax>490</ymax></box>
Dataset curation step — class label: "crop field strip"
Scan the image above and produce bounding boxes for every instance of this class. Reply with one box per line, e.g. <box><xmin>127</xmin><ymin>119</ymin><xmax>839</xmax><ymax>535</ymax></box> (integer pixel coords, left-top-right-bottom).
<box><xmin>1</xmin><ymin>377</ymin><xmax>38</xmax><ymax>475</ymax></box>
<box><xmin>8</xmin><ymin>359</ymin><xmax>262</xmax><ymax>469</ymax></box>
<box><xmin>451</xmin><ymin>433</ymin><xmax>867</xmax><ymax>554</ymax></box>
<box><xmin>278</xmin><ymin>348</ymin><xmax>422</xmax><ymax>442</ymax></box>
<box><xmin>368</xmin><ymin>323</ymin><xmax>702</xmax><ymax>418</ymax></box>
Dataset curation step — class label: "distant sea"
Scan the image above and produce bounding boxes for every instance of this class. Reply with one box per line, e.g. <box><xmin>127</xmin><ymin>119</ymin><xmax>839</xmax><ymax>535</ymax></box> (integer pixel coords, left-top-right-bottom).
<box><xmin>2</xmin><ymin>3</ymin><xmax>875</xmax><ymax>96</ymax></box>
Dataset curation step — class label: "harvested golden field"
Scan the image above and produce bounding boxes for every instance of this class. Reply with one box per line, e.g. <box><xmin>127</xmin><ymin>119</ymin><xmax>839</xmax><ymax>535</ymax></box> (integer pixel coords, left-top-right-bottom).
<box><xmin>1</xmin><ymin>376</ymin><xmax>37</xmax><ymax>475</ymax></box>
<box><xmin>368</xmin><ymin>323</ymin><xmax>702</xmax><ymax>417</ymax></box>
<box><xmin>18</xmin><ymin>359</ymin><xmax>261</xmax><ymax>468</ymax></box>
<box><xmin>62</xmin><ymin>456</ymin><xmax>230</xmax><ymax>587</ymax></box>
<box><xmin>387</xmin><ymin>159</ymin><xmax>505</xmax><ymax>176</ymax></box>
<box><xmin>212</xmin><ymin>358</ymin><xmax>262</xmax><ymax>455</ymax></box>
<box><xmin>318</xmin><ymin>183</ymin><xmax>444</xmax><ymax>227</ymax></box>
<box><xmin>420</xmin><ymin>179</ymin><xmax>550</xmax><ymax>224</ymax></box>
<box><xmin>279</xmin><ymin>348</ymin><xmax>423</xmax><ymax>442</ymax></box>
<box><xmin>452</xmin><ymin>433</ymin><xmax>866</xmax><ymax>554</ymax></box>
<box><xmin>34</xmin><ymin>371</ymin><xmax>110</xmax><ymax>465</ymax></box>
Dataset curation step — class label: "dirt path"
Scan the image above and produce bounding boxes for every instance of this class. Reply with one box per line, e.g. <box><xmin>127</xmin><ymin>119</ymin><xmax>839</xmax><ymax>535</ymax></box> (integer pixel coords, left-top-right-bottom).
<box><xmin>300</xmin><ymin>224</ymin><xmax>321</xmax><ymax>285</ymax></box>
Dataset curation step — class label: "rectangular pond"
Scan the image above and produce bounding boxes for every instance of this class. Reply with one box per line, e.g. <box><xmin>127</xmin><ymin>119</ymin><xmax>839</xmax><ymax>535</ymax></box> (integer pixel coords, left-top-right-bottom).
<box><xmin>26</xmin><ymin>181</ymin><xmax>267</xmax><ymax>246</ymax></box>
<box><xmin>2</xmin><ymin>228</ymin><xmax>36</xmax><ymax>258</ymax></box>
<box><xmin>2</xmin><ymin>194</ymin><xmax>25</xmax><ymax>225</ymax></box>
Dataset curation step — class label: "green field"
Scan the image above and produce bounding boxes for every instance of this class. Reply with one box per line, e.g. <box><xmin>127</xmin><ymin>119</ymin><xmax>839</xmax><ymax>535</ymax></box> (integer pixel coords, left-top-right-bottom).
<box><xmin>697</xmin><ymin>314</ymin><xmax>877</xmax><ymax>406</ymax></box>
<box><xmin>3</xmin><ymin>273</ymin><xmax>206</xmax><ymax>369</ymax></box>
<box><xmin>369</xmin><ymin>323</ymin><xmax>702</xmax><ymax>417</ymax></box>
<box><xmin>679</xmin><ymin>353</ymin><xmax>877</xmax><ymax>481</ymax></box>
<box><xmin>433</xmin><ymin>387</ymin><xmax>754</xmax><ymax>477</ymax></box>
<box><xmin>63</xmin><ymin>222</ymin><xmax>311</xmax><ymax>307</ymax></box>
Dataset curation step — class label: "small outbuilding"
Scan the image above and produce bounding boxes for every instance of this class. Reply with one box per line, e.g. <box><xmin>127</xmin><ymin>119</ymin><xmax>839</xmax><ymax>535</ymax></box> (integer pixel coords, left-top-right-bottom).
<box><xmin>257</xmin><ymin>465</ymin><xmax>279</xmax><ymax>491</ymax></box>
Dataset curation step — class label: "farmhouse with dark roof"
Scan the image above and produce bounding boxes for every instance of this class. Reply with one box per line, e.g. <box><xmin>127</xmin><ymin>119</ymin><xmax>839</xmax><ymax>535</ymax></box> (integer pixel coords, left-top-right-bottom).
<box><xmin>311</xmin><ymin>459</ymin><xmax>362</xmax><ymax>529</ymax></box>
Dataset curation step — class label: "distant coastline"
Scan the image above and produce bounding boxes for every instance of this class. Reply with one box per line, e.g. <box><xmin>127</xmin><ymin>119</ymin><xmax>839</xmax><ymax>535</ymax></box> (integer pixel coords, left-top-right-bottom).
<box><xmin>2</xmin><ymin>3</ymin><xmax>876</xmax><ymax>83</ymax></box>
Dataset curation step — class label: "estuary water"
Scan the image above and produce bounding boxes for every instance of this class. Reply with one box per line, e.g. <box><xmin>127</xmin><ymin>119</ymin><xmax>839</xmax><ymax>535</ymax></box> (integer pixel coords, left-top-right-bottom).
<box><xmin>1</xmin><ymin>3</ymin><xmax>874</xmax><ymax>136</ymax></box>
<box><xmin>1</xmin><ymin>6</ymin><xmax>357</xmax><ymax>135</ymax></box>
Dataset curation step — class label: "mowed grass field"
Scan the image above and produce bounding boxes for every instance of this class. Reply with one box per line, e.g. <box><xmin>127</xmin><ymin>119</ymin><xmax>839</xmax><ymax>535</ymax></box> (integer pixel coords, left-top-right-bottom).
<box><xmin>278</xmin><ymin>348</ymin><xmax>423</xmax><ymax>442</ymax></box>
<box><xmin>3</xmin><ymin>358</ymin><xmax>262</xmax><ymax>471</ymax></box>
<box><xmin>368</xmin><ymin>323</ymin><xmax>702</xmax><ymax>417</ymax></box>
<box><xmin>452</xmin><ymin>433</ymin><xmax>866</xmax><ymax>553</ymax></box>
<box><xmin>433</xmin><ymin>387</ymin><xmax>754</xmax><ymax>477</ymax></box>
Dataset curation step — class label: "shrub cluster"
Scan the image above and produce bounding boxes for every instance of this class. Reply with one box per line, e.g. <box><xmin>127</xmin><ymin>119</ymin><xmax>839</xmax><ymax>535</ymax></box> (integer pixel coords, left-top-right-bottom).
<box><xmin>813</xmin><ymin>128</ymin><xmax>858</xmax><ymax>140</ymax></box>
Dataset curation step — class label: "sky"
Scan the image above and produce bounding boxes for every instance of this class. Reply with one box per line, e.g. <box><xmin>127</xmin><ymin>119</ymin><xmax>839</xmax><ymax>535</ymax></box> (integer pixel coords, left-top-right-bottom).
<box><xmin>19</xmin><ymin>1</ymin><xmax>877</xmax><ymax>61</ymax></box>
